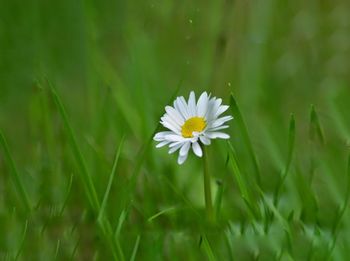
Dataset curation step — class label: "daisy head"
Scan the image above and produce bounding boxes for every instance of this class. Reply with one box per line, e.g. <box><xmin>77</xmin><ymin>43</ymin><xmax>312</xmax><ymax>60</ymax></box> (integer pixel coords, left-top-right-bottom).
<box><xmin>153</xmin><ymin>91</ymin><xmax>233</xmax><ymax>164</ymax></box>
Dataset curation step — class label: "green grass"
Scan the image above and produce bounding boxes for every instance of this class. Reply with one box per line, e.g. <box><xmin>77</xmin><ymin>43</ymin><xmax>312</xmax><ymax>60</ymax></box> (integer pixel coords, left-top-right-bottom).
<box><xmin>1</xmin><ymin>0</ymin><xmax>350</xmax><ymax>260</ymax></box>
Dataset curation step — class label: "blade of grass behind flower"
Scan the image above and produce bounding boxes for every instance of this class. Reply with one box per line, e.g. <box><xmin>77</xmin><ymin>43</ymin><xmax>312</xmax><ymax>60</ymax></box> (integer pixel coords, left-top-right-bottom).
<box><xmin>125</xmin><ymin>83</ymin><xmax>182</xmax><ymax>206</ymax></box>
<box><xmin>229</xmin><ymin>94</ymin><xmax>261</xmax><ymax>186</ymax></box>
<box><xmin>0</xmin><ymin>130</ymin><xmax>31</xmax><ymax>213</ymax></box>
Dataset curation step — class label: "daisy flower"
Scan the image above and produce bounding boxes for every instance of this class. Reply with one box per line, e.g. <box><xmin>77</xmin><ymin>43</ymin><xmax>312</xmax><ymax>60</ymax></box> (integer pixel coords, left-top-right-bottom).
<box><xmin>154</xmin><ymin>91</ymin><xmax>233</xmax><ymax>164</ymax></box>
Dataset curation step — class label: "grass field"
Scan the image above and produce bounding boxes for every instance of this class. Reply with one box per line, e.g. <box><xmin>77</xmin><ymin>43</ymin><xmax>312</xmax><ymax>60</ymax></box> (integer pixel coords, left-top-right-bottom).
<box><xmin>1</xmin><ymin>0</ymin><xmax>350</xmax><ymax>260</ymax></box>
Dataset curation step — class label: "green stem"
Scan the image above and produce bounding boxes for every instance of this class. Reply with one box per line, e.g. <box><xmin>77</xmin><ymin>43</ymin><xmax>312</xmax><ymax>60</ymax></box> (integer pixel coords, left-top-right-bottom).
<box><xmin>203</xmin><ymin>146</ymin><xmax>214</xmax><ymax>222</ymax></box>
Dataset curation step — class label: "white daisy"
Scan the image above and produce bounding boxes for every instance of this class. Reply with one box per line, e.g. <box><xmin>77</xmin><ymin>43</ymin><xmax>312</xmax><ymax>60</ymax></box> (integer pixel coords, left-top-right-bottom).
<box><xmin>154</xmin><ymin>91</ymin><xmax>233</xmax><ymax>164</ymax></box>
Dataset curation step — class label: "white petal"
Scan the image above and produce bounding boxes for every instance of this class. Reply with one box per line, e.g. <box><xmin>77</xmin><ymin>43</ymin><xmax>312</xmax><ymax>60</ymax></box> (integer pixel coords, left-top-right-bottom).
<box><xmin>169</xmin><ymin>142</ymin><xmax>183</xmax><ymax>154</ymax></box>
<box><xmin>215</xmin><ymin>105</ymin><xmax>229</xmax><ymax>118</ymax></box>
<box><xmin>178</xmin><ymin>97</ymin><xmax>190</xmax><ymax>119</ymax></box>
<box><xmin>179</xmin><ymin>142</ymin><xmax>191</xmax><ymax>156</ymax></box>
<box><xmin>205</xmin><ymin>97</ymin><xmax>221</xmax><ymax>121</ymax></box>
<box><xmin>161</xmin><ymin>115</ymin><xmax>180</xmax><ymax>129</ymax></box>
<box><xmin>156</xmin><ymin>140</ymin><xmax>170</xmax><ymax>148</ymax></box>
<box><xmin>197</xmin><ymin>92</ymin><xmax>208</xmax><ymax>117</ymax></box>
<box><xmin>210</xmin><ymin>115</ymin><xmax>233</xmax><ymax>128</ymax></box>
<box><xmin>161</xmin><ymin>121</ymin><xmax>181</xmax><ymax>135</ymax></box>
<box><xmin>164</xmin><ymin>134</ymin><xmax>185</xmax><ymax>142</ymax></box>
<box><xmin>206</xmin><ymin>132</ymin><xmax>230</xmax><ymax>139</ymax></box>
<box><xmin>188</xmin><ymin>91</ymin><xmax>196</xmax><ymax>117</ymax></box>
<box><xmin>169</xmin><ymin>141</ymin><xmax>183</xmax><ymax>148</ymax></box>
<box><xmin>154</xmin><ymin>131</ymin><xmax>174</xmax><ymax>141</ymax></box>
<box><xmin>165</xmin><ymin>106</ymin><xmax>185</xmax><ymax>125</ymax></box>
<box><xmin>207</xmin><ymin>125</ymin><xmax>229</xmax><ymax>131</ymax></box>
<box><xmin>178</xmin><ymin>154</ymin><xmax>188</xmax><ymax>165</ymax></box>
<box><xmin>192</xmin><ymin>142</ymin><xmax>203</xmax><ymax>157</ymax></box>
<box><xmin>212</xmin><ymin>98</ymin><xmax>222</xmax><ymax>115</ymax></box>
<box><xmin>200</xmin><ymin>136</ymin><xmax>211</xmax><ymax>145</ymax></box>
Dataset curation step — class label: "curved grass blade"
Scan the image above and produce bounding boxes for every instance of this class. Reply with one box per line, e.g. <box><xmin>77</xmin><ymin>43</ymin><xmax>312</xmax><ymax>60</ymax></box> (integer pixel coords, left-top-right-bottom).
<box><xmin>229</xmin><ymin>94</ymin><xmax>261</xmax><ymax>186</ymax></box>
<box><xmin>147</xmin><ymin>206</ymin><xmax>177</xmax><ymax>222</ymax></box>
<box><xmin>0</xmin><ymin>130</ymin><xmax>31</xmax><ymax>213</ymax></box>
<box><xmin>274</xmin><ymin>114</ymin><xmax>296</xmax><ymax>205</ymax></box>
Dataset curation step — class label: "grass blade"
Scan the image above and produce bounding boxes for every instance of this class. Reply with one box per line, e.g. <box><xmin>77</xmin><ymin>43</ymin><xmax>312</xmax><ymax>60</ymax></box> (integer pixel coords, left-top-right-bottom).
<box><xmin>124</xmin><ymin>84</ymin><xmax>182</xmax><ymax>209</ymax></box>
<box><xmin>201</xmin><ymin>235</ymin><xmax>216</xmax><ymax>261</ymax></box>
<box><xmin>15</xmin><ymin>220</ymin><xmax>28</xmax><ymax>260</ymax></box>
<box><xmin>147</xmin><ymin>206</ymin><xmax>177</xmax><ymax>222</ymax></box>
<box><xmin>227</xmin><ymin>141</ymin><xmax>259</xmax><ymax>220</ymax></box>
<box><xmin>48</xmin><ymin>81</ymin><xmax>100</xmax><ymax>212</ymax></box>
<box><xmin>48</xmin><ymin>80</ymin><xmax>122</xmax><ymax>260</ymax></box>
<box><xmin>274</xmin><ymin>114</ymin><xmax>296</xmax><ymax>205</ymax></box>
<box><xmin>309</xmin><ymin>105</ymin><xmax>325</xmax><ymax>145</ymax></box>
<box><xmin>129</xmin><ymin>235</ymin><xmax>140</xmax><ymax>261</ymax></box>
<box><xmin>229</xmin><ymin>94</ymin><xmax>261</xmax><ymax>186</ymax></box>
<box><xmin>326</xmin><ymin>152</ymin><xmax>350</xmax><ymax>258</ymax></box>
<box><xmin>0</xmin><ymin>130</ymin><xmax>31</xmax><ymax>213</ymax></box>
<box><xmin>59</xmin><ymin>173</ymin><xmax>74</xmax><ymax>217</ymax></box>
<box><xmin>214</xmin><ymin>179</ymin><xmax>224</xmax><ymax>221</ymax></box>
<box><xmin>98</xmin><ymin>136</ymin><xmax>125</xmax><ymax>223</ymax></box>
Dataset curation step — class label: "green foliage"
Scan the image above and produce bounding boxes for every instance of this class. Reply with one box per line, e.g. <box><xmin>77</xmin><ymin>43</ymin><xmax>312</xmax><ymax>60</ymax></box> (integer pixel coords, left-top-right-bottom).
<box><xmin>1</xmin><ymin>0</ymin><xmax>350</xmax><ymax>259</ymax></box>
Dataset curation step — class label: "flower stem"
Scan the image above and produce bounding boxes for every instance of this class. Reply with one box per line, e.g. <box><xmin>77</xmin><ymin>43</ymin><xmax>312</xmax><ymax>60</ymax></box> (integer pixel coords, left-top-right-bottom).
<box><xmin>203</xmin><ymin>146</ymin><xmax>214</xmax><ymax>222</ymax></box>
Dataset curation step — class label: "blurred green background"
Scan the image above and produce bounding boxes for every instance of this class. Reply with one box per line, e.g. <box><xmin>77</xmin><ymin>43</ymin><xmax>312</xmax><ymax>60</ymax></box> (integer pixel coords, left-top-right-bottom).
<box><xmin>1</xmin><ymin>0</ymin><xmax>350</xmax><ymax>260</ymax></box>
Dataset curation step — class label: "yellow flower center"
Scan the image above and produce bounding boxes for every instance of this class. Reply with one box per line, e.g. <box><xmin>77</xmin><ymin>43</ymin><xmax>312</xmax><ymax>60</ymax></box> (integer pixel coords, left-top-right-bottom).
<box><xmin>181</xmin><ymin>117</ymin><xmax>206</xmax><ymax>138</ymax></box>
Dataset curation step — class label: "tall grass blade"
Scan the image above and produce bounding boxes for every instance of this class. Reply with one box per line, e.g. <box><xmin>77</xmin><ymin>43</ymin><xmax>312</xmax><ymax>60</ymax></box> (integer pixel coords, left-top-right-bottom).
<box><xmin>229</xmin><ymin>94</ymin><xmax>261</xmax><ymax>186</ymax></box>
<box><xmin>48</xmin><ymin>80</ymin><xmax>100</xmax><ymax>212</ymax></box>
<box><xmin>48</xmin><ymin>80</ymin><xmax>121</xmax><ymax>260</ymax></box>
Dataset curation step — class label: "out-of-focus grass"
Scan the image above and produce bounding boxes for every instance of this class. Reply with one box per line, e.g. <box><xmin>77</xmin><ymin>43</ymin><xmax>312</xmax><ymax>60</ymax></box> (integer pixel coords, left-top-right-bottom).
<box><xmin>1</xmin><ymin>0</ymin><xmax>350</xmax><ymax>259</ymax></box>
